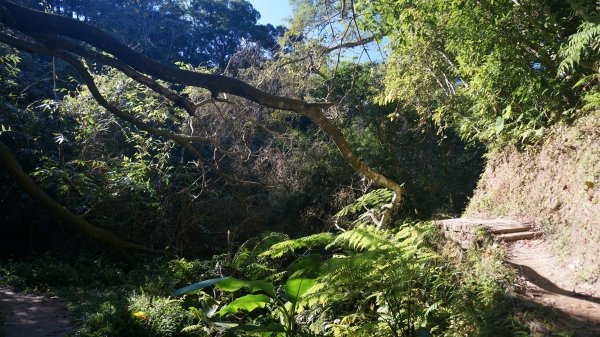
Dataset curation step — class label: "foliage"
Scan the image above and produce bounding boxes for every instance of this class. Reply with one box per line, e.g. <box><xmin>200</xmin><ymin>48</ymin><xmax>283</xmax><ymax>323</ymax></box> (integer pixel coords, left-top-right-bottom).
<box><xmin>127</xmin><ymin>293</ymin><xmax>194</xmax><ymax>337</ymax></box>
<box><xmin>169</xmin><ymin>220</ymin><xmax>522</xmax><ymax>337</ymax></box>
<box><xmin>1</xmin><ymin>1</ymin><xmax>590</xmax><ymax>336</ymax></box>
<box><xmin>0</xmin><ymin>223</ymin><xmax>523</xmax><ymax>337</ymax></box>
<box><xmin>259</xmin><ymin>232</ymin><xmax>335</xmax><ymax>259</ymax></box>
<box><xmin>334</xmin><ymin>188</ymin><xmax>395</xmax><ymax>227</ymax></box>
<box><xmin>20</xmin><ymin>0</ymin><xmax>283</xmax><ymax>69</ymax></box>
<box><xmin>559</xmin><ymin>20</ymin><xmax>600</xmax><ymax>110</ymax></box>
<box><xmin>306</xmin><ymin>62</ymin><xmax>485</xmax><ymax>217</ymax></box>
<box><xmin>231</xmin><ymin>232</ymin><xmax>291</xmax><ymax>279</ymax></box>
<box><xmin>0</xmin><ymin>257</ymin><xmax>216</xmax><ymax>337</ymax></box>
<box><xmin>0</xmin><ymin>45</ymin><xmax>20</xmax><ymax>94</ymax></box>
<box><xmin>559</xmin><ymin>21</ymin><xmax>600</xmax><ymax>75</ymax></box>
<box><xmin>174</xmin><ymin>266</ymin><xmax>319</xmax><ymax>336</ymax></box>
<box><xmin>355</xmin><ymin>0</ymin><xmax>595</xmax><ymax>147</ymax></box>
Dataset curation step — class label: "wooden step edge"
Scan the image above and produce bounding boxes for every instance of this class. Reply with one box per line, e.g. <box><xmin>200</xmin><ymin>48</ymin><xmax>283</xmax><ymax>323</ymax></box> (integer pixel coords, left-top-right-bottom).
<box><xmin>496</xmin><ymin>231</ymin><xmax>541</xmax><ymax>242</ymax></box>
<box><xmin>485</xmin><ymin>224</ymin><xmax>532</xmax><ymax>234</ymax></box>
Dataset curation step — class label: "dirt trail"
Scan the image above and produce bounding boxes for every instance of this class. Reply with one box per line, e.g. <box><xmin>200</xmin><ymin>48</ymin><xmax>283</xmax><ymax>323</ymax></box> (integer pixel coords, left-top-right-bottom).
<box><xmin>0</xmin><ymin>288</ymin><xmax>72</xmax><ymax>337</ymax></box>
<box><xmin>507</xmin><ymin>239</ymin><xmax>600</xmax><ymax>336</ymax></box>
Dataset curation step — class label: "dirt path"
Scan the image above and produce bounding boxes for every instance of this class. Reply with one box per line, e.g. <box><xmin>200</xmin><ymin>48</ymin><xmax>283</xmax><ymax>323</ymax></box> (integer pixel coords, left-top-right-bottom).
<box><xmin>507</xmin><ymin>238</ymin><xmax>600</xmax><ymax>336</ymax></box>
<box><xmin>0</xmin><ymin>288</ymin><xmax>72</xmax><ymax>337</ymax></box>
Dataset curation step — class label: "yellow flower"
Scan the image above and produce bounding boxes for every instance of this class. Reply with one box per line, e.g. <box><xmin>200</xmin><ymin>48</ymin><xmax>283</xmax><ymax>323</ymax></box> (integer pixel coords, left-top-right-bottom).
<box><xmin>132</xmin><ymin>311</ymin><xmax>148</xmax><ymax>321</ymax></box>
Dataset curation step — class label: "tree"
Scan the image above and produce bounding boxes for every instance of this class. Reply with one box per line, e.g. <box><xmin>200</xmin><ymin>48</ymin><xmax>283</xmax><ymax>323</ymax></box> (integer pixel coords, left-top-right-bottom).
<box><xmin>356</xmin><ymin>0</ymin><xmax>597</xmax><ymax>147</ymax></box>
<box><xmin>16</xmin><ymin>0</ymin><xmax>283</xmax><ymax>69</ymax></box>
<box><xmin>0</xmin><ymin>0</ymin><xmax>404</xmax><ymax>255</ymax></box>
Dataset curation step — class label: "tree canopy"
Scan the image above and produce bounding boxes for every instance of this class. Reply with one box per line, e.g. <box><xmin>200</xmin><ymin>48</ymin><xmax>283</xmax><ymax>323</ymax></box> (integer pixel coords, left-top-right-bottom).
<box><xmin>16</xmin><ymin>0</ymin><xmax>284</xmax><ymax>69</ymax></box>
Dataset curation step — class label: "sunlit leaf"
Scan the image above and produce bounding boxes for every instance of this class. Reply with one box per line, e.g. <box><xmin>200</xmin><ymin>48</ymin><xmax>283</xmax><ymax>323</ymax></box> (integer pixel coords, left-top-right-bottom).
<box><xmin>284</xmin><ymin>277</ymin><xmax>316</xmax><ymax>303</ymax></box>
<box><xmin>217</xmin><ymin>294</ymin><xmax>270</xmax><ymax>315</ymax></box>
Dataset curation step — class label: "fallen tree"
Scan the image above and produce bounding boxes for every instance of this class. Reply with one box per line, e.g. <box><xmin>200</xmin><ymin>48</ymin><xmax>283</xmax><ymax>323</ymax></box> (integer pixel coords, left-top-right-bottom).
<box><xmin>0</xmin><ymin>0</ymin><xmax>404</xmax><ymax>254</ymax></box>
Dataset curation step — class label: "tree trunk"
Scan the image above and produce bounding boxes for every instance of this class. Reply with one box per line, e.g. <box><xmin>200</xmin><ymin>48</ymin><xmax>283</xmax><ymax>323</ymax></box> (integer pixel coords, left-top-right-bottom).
<box><xmin>0</xmin><ymin>139</ymin><xmax>162</xmax><ymax>261</ymax></box>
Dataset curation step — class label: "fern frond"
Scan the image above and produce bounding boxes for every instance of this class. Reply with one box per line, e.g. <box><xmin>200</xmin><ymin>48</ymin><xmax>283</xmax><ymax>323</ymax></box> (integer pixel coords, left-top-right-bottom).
<box><xmin>259</xmin><ymin>232</ymin><xmax>334</xmax><ymax>258</ymax></box>
<box><xmin>335</xmin><ymin>189</ymin><xmax>394</xmax><ymax>218</ymax></box>
<box><xmin>558</xmin><ymin>21</ymin><xmax>600</xmax><ymax>75</ymax></box>
<box><xmin>232</xmin><ymin>232</ymin><xmax>289</xmax><ymax>268</ymax></box>
<box><xmin>583</xmin><ymin>93</ymin><xmax>600</xmax><ymax>109</ymax></box>
<box><xmin>328</xmin><ymin>225</ymin><xmax>392</xmax><ymax>251</ymax></box>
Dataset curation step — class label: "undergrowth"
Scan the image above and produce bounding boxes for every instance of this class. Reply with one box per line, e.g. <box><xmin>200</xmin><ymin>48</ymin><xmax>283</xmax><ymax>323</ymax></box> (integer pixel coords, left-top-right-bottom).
<box><xmin>0</xmin><ymin>222</ymin><xmax>531</xmax><ymax>337</ymax></box>
<box><xmin>0</xmin><ymin>257</ymin><xmax>215</xmax><ymax>337</ymax></box>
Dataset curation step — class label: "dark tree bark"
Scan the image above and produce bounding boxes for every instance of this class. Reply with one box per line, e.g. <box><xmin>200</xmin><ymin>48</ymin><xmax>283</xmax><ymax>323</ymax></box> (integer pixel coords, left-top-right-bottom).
<box><xmin>0</xmin><ymin>139</ymin><xmax>163</xmax><ymax>261</ymax></box>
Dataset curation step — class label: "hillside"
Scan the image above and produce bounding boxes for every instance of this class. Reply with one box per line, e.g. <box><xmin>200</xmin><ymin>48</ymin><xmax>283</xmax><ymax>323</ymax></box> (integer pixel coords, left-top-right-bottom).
<box><xmin>466</xmin><ymin>111</ymin><xmax>600</xmax><ymax>291</ymax></box>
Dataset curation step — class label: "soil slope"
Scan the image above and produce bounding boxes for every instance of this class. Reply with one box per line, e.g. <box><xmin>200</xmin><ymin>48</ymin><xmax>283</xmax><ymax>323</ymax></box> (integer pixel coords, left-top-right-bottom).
<box><xmin>466</xmin><ymin>112</ymin><xmax>600</xmax><ymax>290</ymax></box>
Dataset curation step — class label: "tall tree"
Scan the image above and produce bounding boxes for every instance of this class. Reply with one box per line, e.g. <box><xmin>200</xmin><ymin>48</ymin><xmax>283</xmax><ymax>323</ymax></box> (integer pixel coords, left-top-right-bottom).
<box><xmin>16</xmin><ymin>0</ymin><xmax>283</xmax><ymax>69</ymax></box>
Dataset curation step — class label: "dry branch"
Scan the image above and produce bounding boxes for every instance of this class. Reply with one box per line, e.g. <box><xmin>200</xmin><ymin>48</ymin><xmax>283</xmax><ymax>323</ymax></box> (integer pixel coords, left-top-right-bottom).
<box><xmin>0</xmin><ymin>0</ymin><xmax>404</xmax><ymax>222</ymax></box>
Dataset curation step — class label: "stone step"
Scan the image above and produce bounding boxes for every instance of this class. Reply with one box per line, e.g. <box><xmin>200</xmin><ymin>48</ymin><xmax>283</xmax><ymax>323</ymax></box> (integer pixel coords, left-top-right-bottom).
<box><xmin>436</xmin><ymin>218</ymin><xmax>538</xmax><ymax>248</ymax></box>
<box><xmin>484</xmin><ymin>222</ymin><xmax>531</xmax><ymax>234</ymax></box>
<box><xmin>496</xmin><ymin>231</ymin><xmax>541</xmax><ymax>242</ymax></box>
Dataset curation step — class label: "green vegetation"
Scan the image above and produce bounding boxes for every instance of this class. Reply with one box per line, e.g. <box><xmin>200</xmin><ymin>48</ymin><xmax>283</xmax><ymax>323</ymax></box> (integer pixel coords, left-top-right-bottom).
<box><xmin>355</xmin><ymin>0</ymin><xmax>598</xmax><ymax>147</ymax></box>
<box><xmin>0</xmin><ymin>0</ymin><xmax>597</xmax><ymax>336</ymax></box>
<box><xmin>0</xmin><ymin>221</ymin><xmax>524</xmax><ymax>336</ymax></box>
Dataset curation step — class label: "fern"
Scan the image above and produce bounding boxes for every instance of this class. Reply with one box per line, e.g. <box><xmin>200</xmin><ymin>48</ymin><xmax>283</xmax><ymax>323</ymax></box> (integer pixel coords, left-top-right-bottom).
<box><xmin>328</xmin><ymin>225</ymin><xmax>393</xmax><ymax>251</ymax></box>
<box><xmin>335</xmin><ymin>189</ymin><xmax>394</xmax><ymax>218</ymax></box>
<box><xmin>559</xmin><ymin>21</ymin><xmax>600</xmax><ymax>76</ymax></box>
<box><xmin>232</xmin><ymin>232</ymin><xmax>289</xmax><ymax>279</ymax></box>
<box><xmin>313</xmin><ymin>222</ymin><xmax>446</xmax><ymax>336</ymax></box>
<box><xmin>583</xmin><ymin>92</ymin><xmax>600</xmax><ymax>109</ymax></box>
<box><xmin>260</xmin><ymin>232</ymin><xmax>334</xmax><ymax>258</ymax></box>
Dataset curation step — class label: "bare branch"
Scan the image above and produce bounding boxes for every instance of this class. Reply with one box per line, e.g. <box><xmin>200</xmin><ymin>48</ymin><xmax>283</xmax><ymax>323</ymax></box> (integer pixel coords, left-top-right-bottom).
<box><xmin>0</xmin><ymin>0</ymin><xmax>406</xmax><ymax>223</ymax></box>
<box><xmin>321</xmin><ymin>33</ymin><xmax>383</xmax><ymax>55</ymax></box>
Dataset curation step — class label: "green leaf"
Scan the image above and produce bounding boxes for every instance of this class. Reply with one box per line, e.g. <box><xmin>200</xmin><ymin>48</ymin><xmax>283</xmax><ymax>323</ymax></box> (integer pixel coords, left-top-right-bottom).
<box><xmin>288</xmin><ymin>254</ymin><xmax>321</xmax><ymax>279</ymax></box>
<box><xmin>502</xmin><ymin>104</ymin><xmax>512</xmax><ymax>120</ymax></box>
<box><xmin>171</xmin><ymin>277</ymin><xmax>226</xmax><ymax>296</ymax></box>
<box><xmin>212</xmin><ymin>322</ymin><xmax>239</xmax><ymax>329</ymax></box>
<box><xmin>215</xmin><ymin>277</ymin><xmax>248</xmax><ymax>292</ymax></box>
<box><xmin>495</xmin><ymin>116</ymin><xmax>504</xmax><ymax>135</ymax></box>
<box><xmin>284</xmin><ymin>277</ymin><xmax>316</xmax><ymax>303</ymax></box>
<box><xmin>216</xmin><ymin>278</ymin><xmax>276</xmax><ymax>297</ymax></box>
<box><xmin>217</xmin><ymin>294</ymin><xmax>270</xmax><ymax>315</ymax></box>
<box><xmin>246</xmin><ymin>280</ymin><xmax>276</xmax><ymax>298</ymax></box>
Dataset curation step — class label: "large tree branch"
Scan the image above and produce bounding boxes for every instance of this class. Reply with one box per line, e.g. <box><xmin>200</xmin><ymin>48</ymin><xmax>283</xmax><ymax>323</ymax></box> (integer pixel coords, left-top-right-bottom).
<box><xmin>0</xmin><ymin>33</ymin><xmax>264</xmax><ymax>188</ymax></box>
<box><xmin>2</xmin><ymin>34</ymin><xmax>212</xmax><ymax>144</ymax></box>
<box><xmin>0</xmin><ymin>0</ymin><xmax>405</xmax><ymax>221</ymax></box>
<box><xmin>0</xmin><ymin>139</ymin><xmax>162</xmax><ymax>260</ymax></box>
<box><xmin>321</xmin><ymin>33</ymin><xmax>383</xmax><ymax>55</ymax></box>
<box><xmin>35</xmin><ymin>34</ymin><xmax>199</xmax><ymax>116</ymax></box>
<box><xmin>0</xmin><ymin>0</ymin><xmax>327</xmax><ymax>112</ymax></box>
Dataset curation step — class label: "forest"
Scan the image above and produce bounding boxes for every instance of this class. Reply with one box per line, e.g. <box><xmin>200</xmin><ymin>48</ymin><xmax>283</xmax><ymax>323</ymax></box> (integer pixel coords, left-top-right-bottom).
<box><xmin>0</xmin><ymin>0</ymin><xmax>599</xmax><ymax>336</ymax></box>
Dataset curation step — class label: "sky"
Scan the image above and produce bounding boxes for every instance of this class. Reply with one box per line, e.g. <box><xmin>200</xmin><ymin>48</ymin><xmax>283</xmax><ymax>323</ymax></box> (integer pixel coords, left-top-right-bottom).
<box><xmin>247</xmin><ymin>0</ymin><xmax>293</xmax><ymax>26</ymax></box>
<box><xmin>247</xmin><ymin>0</ymin><xmax>386</xmax><ymax>62</ymax></box>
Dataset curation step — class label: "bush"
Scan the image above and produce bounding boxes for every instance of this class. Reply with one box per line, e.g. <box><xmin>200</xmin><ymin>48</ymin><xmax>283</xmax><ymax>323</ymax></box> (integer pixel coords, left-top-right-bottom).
<box><xmin>127</xmin><ymin>293</ymin><xmax>194</xmax><ymax>337</ymax></box>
